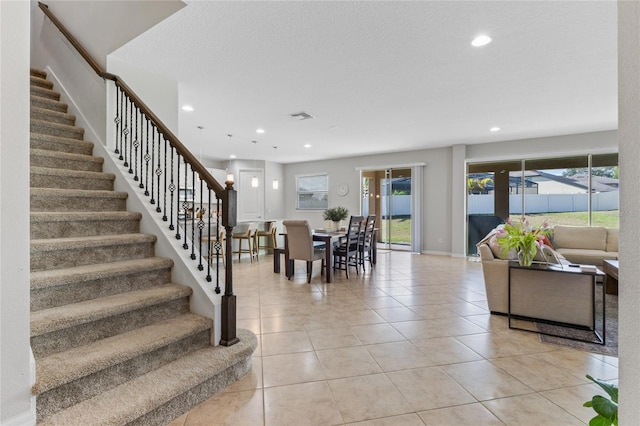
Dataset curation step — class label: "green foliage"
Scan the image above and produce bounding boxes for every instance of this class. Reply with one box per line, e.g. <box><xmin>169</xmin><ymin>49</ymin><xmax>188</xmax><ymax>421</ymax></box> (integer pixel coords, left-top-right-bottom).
<box><xmin>495</xmin><ymin>217</ymin><xmax>549</xmax><ymax>263</ymax></box>
<box><xmin>583</xmin><ymin>375</ymin><xmax>618</xmax><ymax>426</ymax></box>
<box><xmin>467</xmin><ymin>177</ymin><xmax>493</xmax><ymax>194</ymax></box>
<box><xmin>563</xmin><ymin>167</ymin><xmax>617</xmax><ymax>178</ymax></box>
<box><xmin>323</xmin><ymin>206</ymin><xmax>349</xmax><ymax>222</ymax></box>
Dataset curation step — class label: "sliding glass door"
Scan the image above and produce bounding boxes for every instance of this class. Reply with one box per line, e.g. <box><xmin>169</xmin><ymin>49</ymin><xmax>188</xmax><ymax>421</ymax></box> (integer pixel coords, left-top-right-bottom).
<box><xmin>362</xmin><ymin>168</ymin><xmax>412</xmax><ymax>251</ymax></box>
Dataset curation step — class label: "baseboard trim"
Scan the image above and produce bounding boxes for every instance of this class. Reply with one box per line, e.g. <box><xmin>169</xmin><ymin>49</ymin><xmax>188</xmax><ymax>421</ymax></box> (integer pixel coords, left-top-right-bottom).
<box><xmin>1</xmin><ymin>409</ymin><xmax>36</xmax><ymax>426</ymax></box>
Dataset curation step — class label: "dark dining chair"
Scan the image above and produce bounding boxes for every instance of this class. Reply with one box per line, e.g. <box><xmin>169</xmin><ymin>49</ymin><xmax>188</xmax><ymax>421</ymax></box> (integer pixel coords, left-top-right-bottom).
<box><xmin>333</xmin><ymin>215</ymin><xmax>364</xmax><ymax>278</ymax></box>
<box><xmin>283</xmin><ymin>220</ymin><xmax>326</xmax><ymax>283</ymax></box>
<box><xmin>358</xmin><ymin>215</ymin><xmax>376</xmax><ymax>271</ymax></box>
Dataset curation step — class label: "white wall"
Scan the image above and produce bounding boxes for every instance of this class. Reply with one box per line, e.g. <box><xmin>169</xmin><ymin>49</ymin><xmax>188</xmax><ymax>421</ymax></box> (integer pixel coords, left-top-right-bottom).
<box><xmin>283</xmin><ymin>148</ymin><xmax>451</xmax><ymax>254</ymax></box>
<box><xmin>1</xmin><ymin>2</ymin><xmax>34</xmax><ymax>424</ymax></box>
<box><xmin>107</xmin><ymin>56</ymin><xmax>179</xmax><ymax>148</ymax></box>
<box><xmin>282</xmin><ymin>132</ymin><xmax>617</xmax><ymax>256</ymax></box>
<box><xmin>618</xmin><ymin>1</ymin><xmax>640</xmax><ymax>423</ymax></box>
<box><xmin>31</xmin><ymin>1</ymin><xmax>107</xmax><ymax>146</ymax></box>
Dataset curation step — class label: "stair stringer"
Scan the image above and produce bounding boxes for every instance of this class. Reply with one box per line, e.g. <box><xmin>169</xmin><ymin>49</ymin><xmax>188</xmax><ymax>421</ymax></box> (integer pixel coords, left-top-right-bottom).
<box><xmin>43</xmin><ymin>66</ymin><xmax>222</xmax><ymax>345</ymax></box>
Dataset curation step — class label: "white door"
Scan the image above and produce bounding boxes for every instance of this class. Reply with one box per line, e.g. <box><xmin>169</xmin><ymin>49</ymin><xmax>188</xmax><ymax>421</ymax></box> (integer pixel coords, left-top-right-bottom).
<box><xmin>238</xmin><ymin>169</ymin><xmax>264</xmax><ymax>222</ymax></box>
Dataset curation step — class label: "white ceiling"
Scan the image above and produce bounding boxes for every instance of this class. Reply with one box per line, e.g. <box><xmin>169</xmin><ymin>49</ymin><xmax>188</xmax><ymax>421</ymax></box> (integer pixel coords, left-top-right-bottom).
<box><xmin>111</xmin><ymin>1</ymin><xmax>618</xmax><ymax>164</ymax></box>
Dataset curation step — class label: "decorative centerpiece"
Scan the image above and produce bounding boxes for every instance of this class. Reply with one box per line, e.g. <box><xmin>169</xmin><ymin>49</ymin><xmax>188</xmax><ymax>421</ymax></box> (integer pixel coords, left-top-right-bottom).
<box><xmin>323</xmin><ymin>206</ymin><xmax>349</xmax><ymax>230</ymax></box>
<box><xmin>496</xmin><ymin>217</ymin><xmax>549</xmax><ymax>267</ymax></box>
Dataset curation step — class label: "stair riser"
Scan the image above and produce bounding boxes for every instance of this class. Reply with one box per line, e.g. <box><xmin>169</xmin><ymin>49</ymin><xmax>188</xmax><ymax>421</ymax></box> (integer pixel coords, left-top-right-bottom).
<box><xmin>31</xmin><ymin>109</ymin><xmax>75</xmax><ymax>126</ymax></box>
<box><xmin>31</xmin><ymin>76</ymin><xmax>53</xmax><ymax>89</ymax></box>
<box><xmin>31</xmin><ymin>122</ymin><xmax>84</xmax><ymax>140</ymax></box>
<box><xmin>31</xmin><ymin>194</ymin><xmax>127</xmax><ymax>212</ymax></box>
<box><xmin>30</xmin><ymin>173</ymin><xmax>114</xmax><ymax>191</ymax></box>
<box><xmin>36</xmin><ymin>330</ymin><xmax>211</xmax><ymax>421</ymax></box>
<box><xmin>30</xmin><ymin>152</ymin><xmax>103</xmax><ymax>173</ymax></box>
<box><xmin>31</xmin><ymin>267</ymin><xmax>170</xmax><ymax>311</ymax></box>
<box><xmin>31</xmin><ymin>298</ymin><xmax>191</xmax><ymax>357</ymax></box>
<box><xmin>31</xmin><ymin>217</ymin><xmax>140</xmax><ymax>239</ymax></box>
<box><xmin>30</xmin><ymin>241</ymin><xmax>155</xmax><ymax>272</ymax></box>
<box><xmin>31</xmin><ymin>86</ymin><xmax>60</xmax><ymax>101</ymax></box>
<box><xmin>129</xmin><ymin>357</ymin><xmax>252</xmax><ymax>426</ymax></box>
<box><xmin>31</xmin><ymin>96</ymin><xmax>68</xmax><ymax>113</ymax></box>
<box><xmin>31</xmin><ymin>136</ymin><xmax>93</xmax><ymax>156</ymax></box>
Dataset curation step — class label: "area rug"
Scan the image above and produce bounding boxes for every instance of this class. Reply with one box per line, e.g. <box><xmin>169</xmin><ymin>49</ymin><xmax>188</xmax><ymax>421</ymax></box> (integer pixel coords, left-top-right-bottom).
<box><xmin>536</xmin><ymin>287</ymin><xmax>618</xmax><ymax>357</ymax></box>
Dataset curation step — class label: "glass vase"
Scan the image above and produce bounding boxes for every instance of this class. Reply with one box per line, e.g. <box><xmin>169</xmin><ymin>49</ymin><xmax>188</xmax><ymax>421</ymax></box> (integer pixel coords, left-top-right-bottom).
<box><xmin>518</xmin><ymin>249</ymin><xmax>534</xmax><ymax>267</ymax></box>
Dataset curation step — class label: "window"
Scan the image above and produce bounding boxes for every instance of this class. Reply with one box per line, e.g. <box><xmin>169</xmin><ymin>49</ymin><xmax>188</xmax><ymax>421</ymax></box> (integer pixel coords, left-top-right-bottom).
<box><xmin>466</xmin><ymin>153</ymin><xmax>619</xmax><ymax>255</ymax></box>
<box><xmin>297</xmin><ymin>174</ymin><xmax>328</xmax><ymax>209</ymax></box>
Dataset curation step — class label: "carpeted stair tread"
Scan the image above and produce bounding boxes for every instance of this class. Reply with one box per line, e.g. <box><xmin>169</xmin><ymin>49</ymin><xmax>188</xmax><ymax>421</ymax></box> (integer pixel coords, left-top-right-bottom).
<box><xmin>30</xmin><ymin>187</ymin><xmax>127</xmax><ymax>201</ymax></box>
<box><xmin>30</xmin><ymin>188</ymin><xmax>128</xmax><ymax>212</ymax></box>
<box><xmin>31</xmin><ymin>166</ymin><xmax>115</xmax><ymax>181</ymax></box>
<box><xmin>31</xmin><ymin>95</ymin><xmax>68</xmax><ymax>114</ymax></box>
<box><xmin>31</xmin><ymin>75</ymin><xmax>54</xmax><ymax>89</ymax></box>
<box><xmin>31</xmin><ymin>118</ymin><xmax>84</xmax><ymax>139</ymax></box>
<box><xmin>31</xmin><ymin>132</ymin><xmax>93</xmax><ymax>155</ymax></box>
<box><xmin>31</xmin><ymin>68</ymin><xmax>47</xmax><ymax>78</ymax></box>
<box><xmin>30</xmin><ymin>148</ymin><xmax>103</xmax><ymax>172</ymax></box>
<box><xmin>33</xmin><ymin>314</ymin><xmax>212</xmax><ymax>395</ymax></box>
<box><xmin>31</xmin><ymin>85</ymin><xmax>60</xmax><ymax>101</ymax></box>
<box><xmin>30</xmin><ymin>210</ymin><xmax>142</xmax><ymax>239</ymax></box>
<box><xmin>31</xmin><ymin>166</ymin><xmax>115</xmax><ymax>190</ymax></box>
<box><xmin>38</xmin><ymin>329</ymin><xmax>257</xmax><ymax>426</ymax></box>
<box><xmin>30</xmin><ymin>257</ymin><xmax>171</xmax><ymax>291</ymax></box>
<box><xmin>31</xmin><ymin>233</ymin><xmax>155</xmax><ymax>252</ymax></box>
<box><xmin>31</xmin><ymin>106</ymin><xmax>75</xmax><ymax>126</ymax></box>
<box><xmin>31</xmin><ymin>284</ymin><xmax>192</xmax><ymax>337</ymax></box>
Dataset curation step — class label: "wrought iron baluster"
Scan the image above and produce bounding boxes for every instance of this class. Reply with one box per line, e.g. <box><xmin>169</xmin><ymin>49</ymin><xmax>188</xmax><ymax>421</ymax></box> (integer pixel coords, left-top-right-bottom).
<box><xmin>215</xmin><ymin>196</ymin><xmax>221</xmax><ymax>294</ymax></box>
<box><xmin>144</xmin><ymin>120</ymin><xmax>150</xmax><ymax>196</ymax></box>
<box><xmin>182</xmin><ymin>157</ymin><xmax>189</xmax><ymax>249</ymax></box>
<box><xmin>120</xmin><ymin>94</ymin><xmax>126</xmax><ymax>161</ymax></box>
<box><xmin>162</xmin><ymin>136</ymin><xmax>168</xmax><ymax>221</ymax></box>
<box><xmin>175</xmin><ymin>153</ymin><xmax>182</xmax><ymax>240</ymax></box>
<box><xmin>169</xmin><ymin>148</ymin><xmax>175</xmax><ymax>231</ymax></box>
<box><xmin>206</xmin><ymin>188</ymin><xmax>212</xmax><ymax>282</ymax></box>
<box><xmin>197</xmin><ymin>176</ymin><xmax>205</xmax><ymax>270</ymax></box>
<box><xmin>133</xmin><ymin>106</ymin><xmax>139</xmax><ymax>181</ymax></box>
<box><xmin>114</xmin><ymin>87</ymin><xmax>121</xmax><ymax>155</ymax></box>
<box><xmin>126</xmin><ymin>98</ymin><xmax>133</xmax><ymax>173</ymax></box>
<box><xmin>190</xmin><ymin>168</ymin><xmax>197</xmax><ymax>260</ymax></box>
<box><xmin>155</xmin><ymin>127</ymin><xmax>162</xmax><ymax>212</ymax></box>
<box><xmin>150</xmin><ymin>125</ymin><xmax>156</xmax><ymax>205</ymax></box>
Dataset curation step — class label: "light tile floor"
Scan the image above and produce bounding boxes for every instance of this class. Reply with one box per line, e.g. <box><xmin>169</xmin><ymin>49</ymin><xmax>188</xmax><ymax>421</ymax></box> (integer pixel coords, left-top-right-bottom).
<box><xmin>169</xmin><ymin>252</ymin><xmax>617</xmax><ymax>426</ymax></box>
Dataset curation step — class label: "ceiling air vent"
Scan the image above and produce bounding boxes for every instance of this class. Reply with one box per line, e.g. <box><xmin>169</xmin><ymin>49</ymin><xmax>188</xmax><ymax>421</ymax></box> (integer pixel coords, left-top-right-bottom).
<box><xmin>290</xmin><ymin>111</ymin><xmax>315</xmax><ymax>121</ymax></box>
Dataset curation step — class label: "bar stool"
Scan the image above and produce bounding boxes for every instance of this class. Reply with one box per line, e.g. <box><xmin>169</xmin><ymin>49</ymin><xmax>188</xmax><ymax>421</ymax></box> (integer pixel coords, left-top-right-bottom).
<box><xmin>257</xmin><ymin>221</ymin><xmax>278</xmax><ymax>254</ymax></box>
<box><xmin>232</xmin><ymin>224</ymin><xmax>258</xmax><ymax>262</ymax></box>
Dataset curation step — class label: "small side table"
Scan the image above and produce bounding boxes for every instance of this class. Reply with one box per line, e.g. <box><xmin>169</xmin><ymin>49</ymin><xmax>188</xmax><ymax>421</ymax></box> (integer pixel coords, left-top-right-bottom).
<box><xmin>602</xmin><ymin>260</ymin><xmax>619</xmax><ymax>295</ymax></box>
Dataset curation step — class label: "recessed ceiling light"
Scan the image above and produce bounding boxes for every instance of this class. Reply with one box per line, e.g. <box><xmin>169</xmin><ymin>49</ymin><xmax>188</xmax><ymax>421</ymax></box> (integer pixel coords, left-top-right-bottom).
<box><xmin>256</xmin><ymin>128</ymin><xmax>265</xmax><ymax>134</ymax></box>
<box><xmin>181</xmin><ymin>105</ymin><xmax>194</xmax><ymax>111</ymax></box>
<box><xmin>230</xmin><ymin>154</ymin><xmax>236</xmax><ymax>159</ymax></box>
<box><xmin>471</xmin><ymin>35</ymin><xmax>492</xmax><ymax>47</ymax></box>
<box><xmin>490</xmin><ymin>126</ymin><xmax>501</xmax><ymax>132</ymax></box>
<box><xmin>304</xmin><ymin>144</ymin><xmax>311</xmax><ymax>148</ymax></box>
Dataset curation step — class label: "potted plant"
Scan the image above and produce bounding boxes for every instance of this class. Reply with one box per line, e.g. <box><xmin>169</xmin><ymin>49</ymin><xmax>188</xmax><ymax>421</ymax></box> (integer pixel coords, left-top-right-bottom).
<box><xmin>583</xmin><ymin>374</ymin><xmax>618</xmax><ymax>426</ymax></box>
<box><xmin>323</xmin><ymin>206</ymin><xmax>349</xmax><ymax>230</ymax></box>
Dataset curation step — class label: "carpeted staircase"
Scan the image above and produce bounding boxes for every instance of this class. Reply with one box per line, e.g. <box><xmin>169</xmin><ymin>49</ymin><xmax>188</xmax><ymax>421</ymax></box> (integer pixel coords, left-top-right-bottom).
<box><xmin>29</xmin><ymin>68</ymin><xmax>256</xmax><ymax>425</ymax></box>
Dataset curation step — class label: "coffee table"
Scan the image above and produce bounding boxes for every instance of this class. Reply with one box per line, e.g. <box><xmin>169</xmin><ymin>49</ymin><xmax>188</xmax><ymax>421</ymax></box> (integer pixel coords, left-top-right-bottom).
<box><xmin>603</xmin><ymin>260</ymin><xmax>619</xmax><ymax>295</ymax></box>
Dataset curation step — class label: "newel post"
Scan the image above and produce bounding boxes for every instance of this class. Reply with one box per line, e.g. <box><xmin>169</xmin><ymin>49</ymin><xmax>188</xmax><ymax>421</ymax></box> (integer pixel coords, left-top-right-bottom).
<box><xmin>220</xmin><ymin>177</ymin><xmax>239</xmax><ymax>346</ymax></box>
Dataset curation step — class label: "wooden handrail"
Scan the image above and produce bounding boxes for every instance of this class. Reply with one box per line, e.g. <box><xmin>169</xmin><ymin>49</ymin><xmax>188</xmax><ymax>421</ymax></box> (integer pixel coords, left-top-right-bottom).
<box><xmin>38</xmin><ymin>2</ymin><xmax>225</xmax><ymax>197</ymax></box>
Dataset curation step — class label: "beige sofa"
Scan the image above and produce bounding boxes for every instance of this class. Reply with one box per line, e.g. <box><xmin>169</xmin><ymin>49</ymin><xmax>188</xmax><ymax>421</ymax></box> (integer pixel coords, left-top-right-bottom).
<box><xmin>477</xmin><ymin>239</ymin><xmax>595</xmax><ymax>328</ymax></box>
<box><xmin>551</xmin><ymin>225</ymin><xmax>618</xmax><ymax>267</ymax></box>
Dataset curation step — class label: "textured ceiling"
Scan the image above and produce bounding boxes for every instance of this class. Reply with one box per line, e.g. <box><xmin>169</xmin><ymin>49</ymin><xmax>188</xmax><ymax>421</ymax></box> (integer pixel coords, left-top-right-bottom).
<box><xmin>111</xmin><ymin>1</ymin><xmax>617</xmax><ymax>164</ymax></box>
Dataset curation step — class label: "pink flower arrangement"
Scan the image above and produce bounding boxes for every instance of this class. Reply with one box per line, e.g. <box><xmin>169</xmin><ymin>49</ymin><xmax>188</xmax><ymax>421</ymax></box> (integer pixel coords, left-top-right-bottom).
<box><xmin>495</xmin><ymin>217</ymin><xmax>550</xmax><ymax>266</ymax></box>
